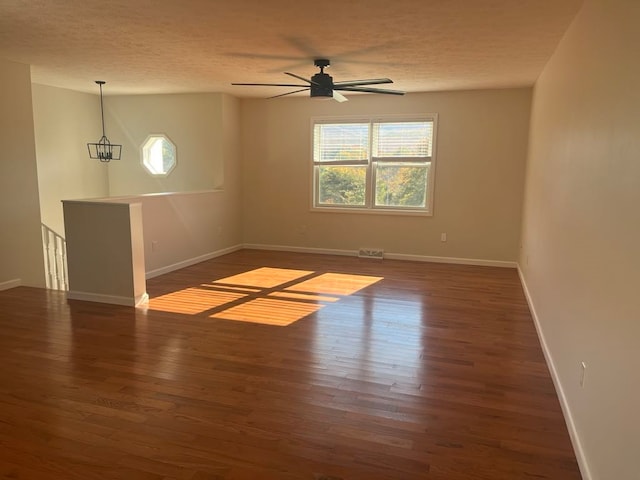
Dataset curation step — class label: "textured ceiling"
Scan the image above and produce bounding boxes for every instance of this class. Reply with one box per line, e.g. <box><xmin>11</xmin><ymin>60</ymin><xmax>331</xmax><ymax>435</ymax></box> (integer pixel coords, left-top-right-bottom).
<box><xmin>0</xmin><ymin>0</ymin><xmax>582</xmax><ymax>97</ymax></box>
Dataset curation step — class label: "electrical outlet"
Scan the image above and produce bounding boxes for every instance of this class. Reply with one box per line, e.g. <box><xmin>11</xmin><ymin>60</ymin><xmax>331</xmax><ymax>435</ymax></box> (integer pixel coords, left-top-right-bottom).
<box><xmin>580</xmin><ymin>361</ymin><xmax>587</xmax><ymax>387</ymax></box>
<box><xmin>151</xmin><ymin>240</ymin><xmax>158</xmax><ymax>252</ymax></box>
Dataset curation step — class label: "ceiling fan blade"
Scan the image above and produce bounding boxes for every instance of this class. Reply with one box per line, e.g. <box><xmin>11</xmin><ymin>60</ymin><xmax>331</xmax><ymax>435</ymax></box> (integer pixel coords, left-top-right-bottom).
<box><xmin>267</xmin><ymin>88</ymin><xmax>310</xmax><ymax>99</ymax></box>
<box><xmin>285</xmin><ymin>72</ymin><xmax>319</xmax><ymax>85</ymax></box>
<box><xmin>335</xmin><ymin>86</ymin><xmax>405</xmax><ymax>95</ymax></box>
<box><xmin>332</xmin><ymin>90</ymin><xmax>348</xmax><ymax>103</ymax></box>
<box><xmin>232</xmin><ymin>82</ymin><xmax>308</xmax><ymax>87</ymax></box>
<box><xmin>333</xmin><ymin>78</ymin><xmax>393</xmax><ymax>87</ymax></box>
<box><xmin>235</xmin><ymin>59</ymin><xmax>403</xmax><ymax>100</ymax></box>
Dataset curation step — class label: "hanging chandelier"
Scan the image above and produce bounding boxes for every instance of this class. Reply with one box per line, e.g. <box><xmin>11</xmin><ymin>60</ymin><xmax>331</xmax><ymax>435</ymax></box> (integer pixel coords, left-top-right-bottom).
<box><xmin>87</xmin><ymin>80</ymin><xmax>122</xmax><ymax>162</ymax></box>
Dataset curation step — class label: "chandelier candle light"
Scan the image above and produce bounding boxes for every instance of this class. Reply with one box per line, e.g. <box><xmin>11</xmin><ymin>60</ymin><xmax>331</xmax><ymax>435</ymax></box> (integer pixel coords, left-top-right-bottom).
<box><xmin>87</xmin><ymin>80</ymin><xmax>122</xmax><ymax>162</ymax></box>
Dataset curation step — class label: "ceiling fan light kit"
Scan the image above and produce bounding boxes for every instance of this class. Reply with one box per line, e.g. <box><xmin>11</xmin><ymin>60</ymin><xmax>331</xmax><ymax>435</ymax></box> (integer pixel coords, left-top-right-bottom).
<box><xmin>232</xmin><ymin>58</ymin><xmax>405</xmax><ymax>102</ymax></box>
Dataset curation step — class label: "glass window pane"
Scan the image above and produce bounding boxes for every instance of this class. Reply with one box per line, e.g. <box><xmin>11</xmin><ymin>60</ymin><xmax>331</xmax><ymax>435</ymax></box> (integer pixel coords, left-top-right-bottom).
<box><xmin>372</xmin><ymin>121</ymin><xmax>432</xmax><ymax>158</ymax></box>
<box><xmin>375</xmin><ymin>163</ymin><xmax>429</xmax><ymax>208</ymax></box>
<box><xmin>159</xmin><ymin>139</ymin><xmax>176</xmax><ymax>172</ymax></box>
<box><xmin>314</xmin><ymin>123</ymin><xmax>369</xmax><ymax>162</ymax></box>
<box><xmin>318</xmin><ymin>165</ymin><xmax>367</xmax><ymax>206</ymax></box>
<box><xmin>142</xmin><ymin>135</ymin><xmax>176</xmax><ymax>175</ymax></box>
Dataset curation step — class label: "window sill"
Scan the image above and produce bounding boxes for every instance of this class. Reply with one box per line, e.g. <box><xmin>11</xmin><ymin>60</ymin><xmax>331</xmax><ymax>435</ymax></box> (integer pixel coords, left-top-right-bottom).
<box><xmin>311</xmin><ymin>206</ymin><xmax>433</xmax><ymax>217</ymax></box>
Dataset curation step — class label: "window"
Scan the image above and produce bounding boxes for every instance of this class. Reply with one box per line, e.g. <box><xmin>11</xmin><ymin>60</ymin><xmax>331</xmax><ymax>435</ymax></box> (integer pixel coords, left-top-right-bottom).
<box><xmin>141</xmin><ymin>134</ymin><xmax>176</xmax><ymax>176</ymax></box>
<box><xmin>312</xmin><ymin>115</ymin><xmax>437</xmax><ymax>214</ymax></box>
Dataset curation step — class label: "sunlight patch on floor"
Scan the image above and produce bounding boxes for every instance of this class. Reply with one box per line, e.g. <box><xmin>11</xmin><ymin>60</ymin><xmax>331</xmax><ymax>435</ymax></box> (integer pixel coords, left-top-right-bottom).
<box><xmin>212</xmin><ymin>267</ymin><xmax>314</xmax><ymax>289</ymax></box>
<box><xmin>210</xmin><ymin>297</ymin><xmax>324</xmax><ymax>326</ymax></box>
<box><xmin>148</xmin><ymin>288</ymin><xmax>246</xmax><ymax>314</ymax></box>
<box><xmin>148</xmin><ymin>267</ymin><xmax>384</xmax><ymax>326</ymax></box>
<box><xmin>201</xmin><ymin>284</ymin><xmax>262</xmax><ymax>293</ymax></box>
<box><xmin>286</xmin><ymin>273</ymin><xmax>384</xmax><ymax>296</ymax></box>
<box><xmin>268</xmin><ymin>291</ymin><xmax>340</xmax><ymax>303</ymax></box>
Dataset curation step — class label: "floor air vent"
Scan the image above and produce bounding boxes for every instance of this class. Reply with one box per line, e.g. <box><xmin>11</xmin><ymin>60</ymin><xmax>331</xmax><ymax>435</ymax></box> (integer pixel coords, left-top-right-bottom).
<box><xmin>358</xmin><ymin>248</ymin><xmax>384</xmax><ymax>259</ymax></box>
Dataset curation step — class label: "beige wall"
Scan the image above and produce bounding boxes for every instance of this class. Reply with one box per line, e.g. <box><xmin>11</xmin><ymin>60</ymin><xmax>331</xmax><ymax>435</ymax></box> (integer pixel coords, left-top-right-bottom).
<box><xmin>63</xmin><ymin>200</ymin><xmax>146</xmax><ymax>306</ymax></box>
<box><xmin>0</xmin><ymin>59</ymin><xmax>45</xmax><ymax>288</ymax></box>
<box><xmin>32</xmin><ymin>84</ymin><xmax>109</xmax><ymax>235</ymax></box>
<box><xmin>221</xmin><ymin>94</ymin><xmax>243</xmax><ymax>242</ymax></box>
<box><xmin>241</xmin><ymin>89</ymin><xmax>531</xmax><ymax>262</ymax></box>
<box><xmin>30</xmin><ymin>86</ymin><xmax>242</xmax><ymax>279</ymax></box>
<box><xmin>102</xmin><ymin>94</ymin><xmax>243</xmax><ymax>276</ymax></box>
<box><xmin>106</xmin><ymin>93</ymin><xmax>225</xmax><ymax>196</ymax></box>
<box><xmin>520</xmin><ymin>1</ymin><xmax>640</xmax><ymax>479</ymax></box>
<box><xmin>101</xmin><ymin>190</ymin><xmax>242</xmax><ymax>276</ymax></box>
<box><xmin>70</xmin><ymin>94</ymin><xmax>243</xmax><ymax>277</ymax></box>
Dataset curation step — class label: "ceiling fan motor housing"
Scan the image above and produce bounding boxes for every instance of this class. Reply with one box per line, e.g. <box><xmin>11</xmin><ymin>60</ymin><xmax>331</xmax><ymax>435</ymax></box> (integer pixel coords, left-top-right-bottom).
<box><xmin>310</xmin><ymin>72</ymin><xmax>334</xmax><ymax>99</ymax></box>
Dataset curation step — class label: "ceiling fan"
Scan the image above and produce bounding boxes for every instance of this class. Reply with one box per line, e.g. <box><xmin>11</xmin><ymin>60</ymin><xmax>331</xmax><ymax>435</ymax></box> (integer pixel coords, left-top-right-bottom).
<box><xmin>232</xmin><ymin>58</ymin><xmax>405</xmax><ymax>102</ymax></box>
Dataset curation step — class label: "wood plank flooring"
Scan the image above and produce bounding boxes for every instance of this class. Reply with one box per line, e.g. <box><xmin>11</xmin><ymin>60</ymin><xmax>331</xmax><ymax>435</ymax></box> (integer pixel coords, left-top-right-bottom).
<box><xmin>0</xmin><ymin>249</ymin><xmax>582</xmax><ymax>479</ymax></box>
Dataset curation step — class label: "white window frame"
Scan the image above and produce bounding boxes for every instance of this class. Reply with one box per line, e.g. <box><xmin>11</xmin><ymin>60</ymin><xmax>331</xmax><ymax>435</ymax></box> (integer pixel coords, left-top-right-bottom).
<box><xmin>311</xmin><ymin>114</ymin><xmax>438</xmax><ymax>216</ymax></box>
<box><xmin>141</xmin><ymin>133</ymin><xmax>177</xmax><ymax>177</ymax></box>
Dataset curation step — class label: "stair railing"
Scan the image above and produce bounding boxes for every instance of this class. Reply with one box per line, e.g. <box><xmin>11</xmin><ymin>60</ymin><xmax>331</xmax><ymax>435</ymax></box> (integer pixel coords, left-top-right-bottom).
<box><xmin>41</xmin><ymin>223</ymin><xmax>68</xmax><ymax>291</ymax></box>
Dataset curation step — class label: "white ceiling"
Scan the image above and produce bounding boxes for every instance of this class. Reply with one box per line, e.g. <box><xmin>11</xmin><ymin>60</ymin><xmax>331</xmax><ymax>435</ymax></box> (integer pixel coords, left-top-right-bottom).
<box><xmin>0</xmin><ymin>0</ymin><xmax>582</xmax><ymax>98</ymax></box>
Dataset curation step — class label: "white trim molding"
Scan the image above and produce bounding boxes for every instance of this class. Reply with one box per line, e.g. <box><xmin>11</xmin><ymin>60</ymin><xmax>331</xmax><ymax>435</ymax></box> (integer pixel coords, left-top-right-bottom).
<box><xmin>243</xmin><ymin>244</ymin><xmax>517</xmax><ymax>268</ymax></box>
<box><xmin>0</xmin><ymin>279</ymin><xmax>21</xmax><ymax>291</ymax></box>
<box><xmin>67</xmin><ymin>290</ymin><xmax>149</xmax><ymax>307</ymax></box>
<box><xmin>243</xmin><ymin>243</ymin><xmax>355</xmax><ymax>258</ymax></box>
<box><xmin>310</xmin><ymin>114</ymin><xmax>438</xmax><ymax>216</ymax></box>
<box><xmin>385</xmin><ymin>252</ymin><xmax>516</xmax><ymax>268</ymax></box>
<box><xmin>517</xmin><ymin>265</ymin><xmax>592</xmax><ymax>480</ymax></box>
<box><xmin>146</xmin><ymin>244</ymin><xmax>244</xmax><ymax>279</ymax></box>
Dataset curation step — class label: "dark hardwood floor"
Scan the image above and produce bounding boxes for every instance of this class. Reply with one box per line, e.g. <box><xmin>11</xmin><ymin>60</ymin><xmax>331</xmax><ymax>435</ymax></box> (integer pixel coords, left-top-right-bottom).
<box><xmin>0</xmin><ymin>249</ymin><xmax>581</xmax><ymax>479</ymax></box>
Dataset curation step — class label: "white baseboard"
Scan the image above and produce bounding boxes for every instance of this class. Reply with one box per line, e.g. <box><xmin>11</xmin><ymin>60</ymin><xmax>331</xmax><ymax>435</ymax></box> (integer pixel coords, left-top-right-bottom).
<box><xmin>243</xmin><ymin>243</ymin><xmax>355</xmax><ymax>257</ymax></box>
<box><xmin>243</xmin><ymin>244</ymin><xmax>517</xmax><ymax>268</ymax></box>
<box><xmin>385</xmin><ymin>252</ymin><xmax>517</xmax><ymax>268</ymax></box>
<box><xmin>517</xmin><ymin>266</ymin><xmax>591</xmax><ymax>480</ymax></box>
<box><xmin>136</xmin><ymin>292</ymin><xmax>149</xmax><ymax>307</ymax></box>
<box><xmin>0</xmin><ymin>279</ymin><xmax>21</xmax><ymax>291</ymax></box>
<box><xmin>145</xmin><ymin>244</ymin><xmax>244</xmax><ymax>279</ymax></box>
<box><xmin>67</xmin><ymin>290</ymin><xmax>149</xmax><ymax>307</ymax></box>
